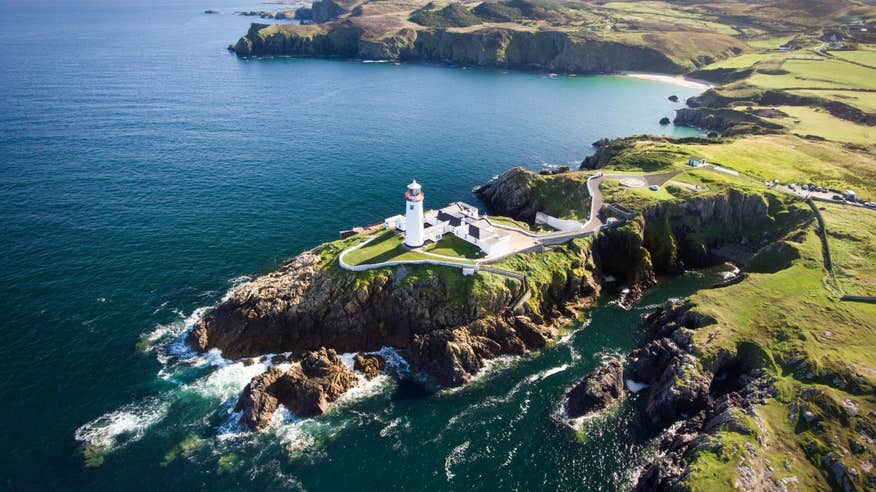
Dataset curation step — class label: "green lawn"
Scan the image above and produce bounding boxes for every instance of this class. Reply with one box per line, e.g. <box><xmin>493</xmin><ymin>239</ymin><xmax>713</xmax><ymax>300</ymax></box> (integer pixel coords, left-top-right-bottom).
<box><xmin>342</xmin><ymin>230</ymin><xmax>478</xmax><ymax>266</ymax></box>
<box><xmin>488</xmin><ymin>215</ymin><xmax>531</xmax><ymax>230</ymax></box>
<box><xmin>342</xmin><ymin>231</ymin><xmax>425</xmax><ymax>265</ymax></box>
<box><xmin>423</xmin><ymin>234</ymin><xmax>481</xmax><ymax>259</ymax></box>
<box><xmin>489</xmin><ymin>215</ymin><xmax>552</xmax><ymax>233</ymax></box>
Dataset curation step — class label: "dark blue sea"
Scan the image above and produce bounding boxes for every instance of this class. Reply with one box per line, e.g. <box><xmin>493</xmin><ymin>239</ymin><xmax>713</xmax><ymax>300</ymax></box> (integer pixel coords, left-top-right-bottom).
<box><xmin>0</xmin><ymin>0</ymin><xmax>714</xmax><ymax>489</ymax></box>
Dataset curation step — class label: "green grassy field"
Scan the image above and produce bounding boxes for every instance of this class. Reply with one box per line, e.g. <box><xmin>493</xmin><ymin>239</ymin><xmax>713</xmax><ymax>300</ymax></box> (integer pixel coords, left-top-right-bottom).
<box><xmin>701</xmin><ymin>52</ymin><xmax>782</xmax><ymax>70</ymax></box>
<box><xmin>829</xmin><ymin>44</ymin><xmax>876</xmax><ymax>67</ymax></box>
<box><xmin>764</xmin><ymin>105</ymin><xmax>875</xmax><ymax>144</ymax></box>
<box><xmin>342</xmin><ymin>230</ymin><xmax>426</xmax><ymax>265</ymax></box>
<box><xmin>747</xmin><ymin>58</ymin><xmax>876</xmax><ymax>90</ymax></box>
<box><xmin>678</xmin><ymin>134</ymin><xmax>876</xmax><ymax>193</ymax></box>
<box><xmin>681</xmin><ymin>200</ymin><xmax>876</xmax><ymax>491</ymax></box>
<box><xmin>789</xmin><ymin>89</ymin><xmax>876</xmax><ymax>113</ymax></box>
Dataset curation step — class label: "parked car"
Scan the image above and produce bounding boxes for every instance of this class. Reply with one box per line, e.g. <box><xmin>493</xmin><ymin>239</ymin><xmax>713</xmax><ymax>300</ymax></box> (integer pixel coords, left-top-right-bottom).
<box><xmin>649</xmin><ymin>184</ymin><xmax>660</xmax><ymax>191</ymax></box>
<box><xmin>831</xmin><ymin>195</ymin><xmax>843</xmax><ymax>201</ymax></box>
<box><xmin>865</xmin><ymin>202</ymin><xmax>876</xmax><ymax>209</ymax></box>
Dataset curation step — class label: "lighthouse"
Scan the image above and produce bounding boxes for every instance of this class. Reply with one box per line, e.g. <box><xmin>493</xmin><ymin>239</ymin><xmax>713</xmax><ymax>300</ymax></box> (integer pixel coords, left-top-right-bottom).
<box><xmin>404</xmin><ymin>179</ymin><xmax>425</xmax><ymax>247</ymax></box>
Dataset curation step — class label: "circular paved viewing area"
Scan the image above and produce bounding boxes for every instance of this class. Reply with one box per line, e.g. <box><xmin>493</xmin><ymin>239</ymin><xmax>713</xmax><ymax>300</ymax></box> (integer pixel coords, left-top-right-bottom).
<box><xmin>619</xmin><ymin>177</ymin><xmax>647</xmax><ymax>188</ymax></box>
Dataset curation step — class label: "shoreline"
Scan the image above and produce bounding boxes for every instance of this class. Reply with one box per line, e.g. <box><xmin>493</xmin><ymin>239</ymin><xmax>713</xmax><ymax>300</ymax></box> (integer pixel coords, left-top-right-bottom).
<box><xmin>620</xmin><ymin>71</ymin><xmax>713</xmax><ymax>90</ymax></box>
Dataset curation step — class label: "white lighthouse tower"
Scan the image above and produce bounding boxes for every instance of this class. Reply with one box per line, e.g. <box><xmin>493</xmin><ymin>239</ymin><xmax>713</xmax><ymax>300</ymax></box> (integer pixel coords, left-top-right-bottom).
<box><xmin>404</xmin><ymin>179</ymin><xmax>425</xmax><ymax>248</ymax></box>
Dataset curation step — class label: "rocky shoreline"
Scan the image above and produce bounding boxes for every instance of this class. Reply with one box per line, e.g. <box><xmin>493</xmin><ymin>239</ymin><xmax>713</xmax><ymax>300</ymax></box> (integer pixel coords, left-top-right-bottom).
<box><xmin>187</xmin><ymin>165</ymin><xmax>807</xmax><ymax>433</ymax></box>
<box><xmin>562</xmin><ymin>300</ymin><xmax>780</xmax><ymax>490</ymax></box>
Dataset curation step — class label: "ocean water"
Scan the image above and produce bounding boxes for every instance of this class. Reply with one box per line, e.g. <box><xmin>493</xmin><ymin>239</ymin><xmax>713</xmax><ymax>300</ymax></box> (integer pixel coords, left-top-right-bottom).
<box><xmin>0</xmin><ymin>0</ymin><xmax>709</xmax><ymax>489</ymax></box>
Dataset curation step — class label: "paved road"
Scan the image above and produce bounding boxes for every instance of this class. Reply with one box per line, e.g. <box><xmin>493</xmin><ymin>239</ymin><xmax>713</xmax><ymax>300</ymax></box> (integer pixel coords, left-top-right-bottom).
<box><xmin>341</xmin><ymin>171</ymin><xmax>622</xmax><ymax>270</ymax></box>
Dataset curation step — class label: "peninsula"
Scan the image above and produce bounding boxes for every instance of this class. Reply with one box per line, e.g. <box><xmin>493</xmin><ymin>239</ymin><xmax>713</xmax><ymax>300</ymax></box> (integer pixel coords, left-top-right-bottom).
<box><xmin>192</xmin><ymin>1</ymin><xmax>876</xmax><ymax>489</ymax></box>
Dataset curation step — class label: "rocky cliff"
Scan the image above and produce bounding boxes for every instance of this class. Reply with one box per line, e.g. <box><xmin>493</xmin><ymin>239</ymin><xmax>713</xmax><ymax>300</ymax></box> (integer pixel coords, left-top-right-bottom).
<box><xmin>231</xmin><ymin>23</ymin><xmax>689</xmax><ymax>74</ymax></box>
<box><xmin>235</xmin><ymin>348</ymin><xmax>359</xmax><ymax>430</ymax></box>
<box><xmin>478</xmin><ymin>167</ymin><xmax>806</xmax><ymax>305</ymax></box>
<box><xmin>623</xmin><ymin>301</ymin><xmax>779</xmax><ymax>490</ymax></box>
<box><xmin>188</xmin><ymin>231</ymin><xmax>600</xmax><ymax>399</ymax></box>
<box><xmin>565</xmin><ymin>357</ymin><xmax>626</xmax><ymax>418</ymax></box>
<box><xmin>673</xmin><ymin>107</ymin><xmax>784</xmax><ymax>136</ymax></box>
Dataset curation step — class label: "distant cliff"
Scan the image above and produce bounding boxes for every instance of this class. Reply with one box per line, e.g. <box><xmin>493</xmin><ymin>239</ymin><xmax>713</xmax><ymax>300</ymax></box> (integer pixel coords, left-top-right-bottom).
<box><xmin>231</xmin><ymin>23</ymin><xmax>693</xmax><ymax>74</ymax></box>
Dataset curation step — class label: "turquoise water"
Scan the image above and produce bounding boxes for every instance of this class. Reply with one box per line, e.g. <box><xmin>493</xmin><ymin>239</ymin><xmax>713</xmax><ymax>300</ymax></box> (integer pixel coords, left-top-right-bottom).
<box><xmin>0</xmin><ymin>0</ymin><xmax>708</xmax><ymax>489</ymax></box>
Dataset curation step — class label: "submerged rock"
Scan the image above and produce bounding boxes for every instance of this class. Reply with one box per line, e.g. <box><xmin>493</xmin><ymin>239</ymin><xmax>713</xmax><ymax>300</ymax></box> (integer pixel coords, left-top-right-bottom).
<box><xmin>566</xmin><ymin>357</ymin><xmax>626</xmax><ymax>418</ymax></box>
<box><xmin>235</xmin><ymin>348</ymin><xmax>358</xmax><ymax>431</ymax></box>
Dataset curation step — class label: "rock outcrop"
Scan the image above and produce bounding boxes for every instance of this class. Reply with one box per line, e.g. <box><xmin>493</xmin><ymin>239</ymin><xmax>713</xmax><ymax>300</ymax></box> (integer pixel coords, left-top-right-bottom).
<box><xmin>474</xmin><ymin>166</ymin><xmax>545</xmax><ymax>221</ymax></box>
<box><xmin>235</xmin><ymin>348</ymin><xmax>359</xmax><ymax>430</ymax></box>
<box><xmin>231</xmin><ymin>23</ymin><xmax>696</xmax><ymax>74</ymax></box>
<box><xmin>188</xmin><ymin>224</ymin><xmax>599</xmax><ymax>388</ymax></box>
<box><xmin>673</xmin><ymin>107</ymin><xmax>783</xmax><ymax>136</ymax></box>
<box><xmin>599</xmin><ymin>300</ymin><xmax>778</xmax><ymax>490</ymax></box>
<box><xmin>593</xmin><ymin>216</ymin><xmax>657</xmax><ymax>306</ymax></box>
<box><xmin>353</xmin><ymin>352</ymin><xmax>386</xmax><ymax>380</ymax></box>
<box><xmin>633</xmin><ymin>374</ymin><xmax>776</xmax><ymax>491</ymax></box>
<box><xmin>565</xmin><ymin>357</ymin><xmax>625</xmax><ymax>418</ymax></box>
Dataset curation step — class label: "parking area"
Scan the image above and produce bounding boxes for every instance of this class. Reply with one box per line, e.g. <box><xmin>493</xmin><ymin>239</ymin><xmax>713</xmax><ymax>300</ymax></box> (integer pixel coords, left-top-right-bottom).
<box><xmin>777</xmin><ymin>184</ymin><xmax>876</xmax><ymax>210</ymax></box>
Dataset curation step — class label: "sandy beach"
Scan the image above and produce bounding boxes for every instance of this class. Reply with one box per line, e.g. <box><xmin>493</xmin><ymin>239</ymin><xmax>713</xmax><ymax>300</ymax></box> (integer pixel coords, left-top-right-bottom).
<box><xmin>621</xmin><ymin>71</ymin><xmax>713</xmax><ymax>90</ymax></box>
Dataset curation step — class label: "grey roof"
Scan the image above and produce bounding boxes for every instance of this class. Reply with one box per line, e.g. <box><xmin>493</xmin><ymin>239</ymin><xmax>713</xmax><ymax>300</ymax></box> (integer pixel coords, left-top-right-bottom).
<box><xmin>437</xmin><ymin>210</ymin><xmax>463</xmax><ymax>226</ymax></box>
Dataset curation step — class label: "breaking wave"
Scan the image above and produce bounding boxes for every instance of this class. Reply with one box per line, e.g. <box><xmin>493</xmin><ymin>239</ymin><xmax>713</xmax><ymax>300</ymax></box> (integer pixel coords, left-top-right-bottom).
<box><xmin>74</xmin><ymin>396</ymin><xmax>171</xmax><ymax>451</ymax></box>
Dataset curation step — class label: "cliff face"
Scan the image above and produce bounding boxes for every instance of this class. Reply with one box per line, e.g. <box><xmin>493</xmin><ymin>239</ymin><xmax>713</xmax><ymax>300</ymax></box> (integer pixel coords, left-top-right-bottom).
<box><xmin>626</xmin><ymin>301</ymin><xmax>778</xmax><ymax>491</ymax></box>
<box><xmin>188</xmin><ymin>250</ymin><xmax>491</xmax><ymax>360</ymax></box>
<box><xmin>474</xmin><ymin>166</ymin><xmax>548</xmax><ymax>221</ymax></box>
<box><xmin>233</xmin><ymin>23</ymin><xmax>361</xmax><ymax>58</ymax></box>
<box><xmin>232</xmin><ymin>23</ymin><xmax>686</xmax><ymax>74</ymax></box>
<box><xmin>188</xmin><ymin>236</ymin><xmax>599</xmax><ymax>387</ymax></box>
<box><xmin>673</xmin><ymin>107</ymin><xmax>783</xmax><ymax>136</ymax></box>
<box><xmin>478</xmin><ymin>167</ymin><xmax>802</xmax><ymax>305</ymax></box>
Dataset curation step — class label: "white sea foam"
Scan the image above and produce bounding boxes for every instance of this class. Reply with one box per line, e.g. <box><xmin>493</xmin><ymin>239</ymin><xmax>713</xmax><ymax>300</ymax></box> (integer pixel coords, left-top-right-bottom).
<box><xmin>266</xmin><ymin>409</ymin><xmax>326</xmax><ymax>455</ymax></box>
<box><xmin>465</xmin><ymin>355</ymin><xmax>519</xmax><ymax>385</ymax></box>
<box><xmin>720</xmin><ymin>264</ymin><xmax>741</xmax><ymax>279</ymax></box>
<box><xmin>337</xmin><ymin>373</ymin><xmax>392</xmax><ymax>408</ymax></box>
<box><xmin>184</xmin><ymin>358</ymin><xmax>284</xmax><ymax>402</ymax></box>
<box><xmin>379</xmin><ymin>417</ymin><xmax>403</xmax><ymax>438</ymax></box>
<box><xmin>626</xmin><ymin>379</ymin><xmax>649</xmax><ymax>393</ymax></box>
<box><xmin>527</xmin><ymin>363</ymin><xmax>569</xmax><ymax>383</ymax></box>
<box><xmin>74</xmin><ymin>396</ymin><xmax>170</xmax><ymax>450</ymax></box>
<box><xmin>499</xmin><ymin>445</ymin><xmax>519</xmax><ymax>468</ymax></box>
<box><xmin>374</xmin><ymin>346</ymin><xmax>410</xmax><ymax>373</ymax></box>
<box><xmin>444</xmin><ymin>440</ymin><xmax>471</xmax><ymax>481</ymax></box>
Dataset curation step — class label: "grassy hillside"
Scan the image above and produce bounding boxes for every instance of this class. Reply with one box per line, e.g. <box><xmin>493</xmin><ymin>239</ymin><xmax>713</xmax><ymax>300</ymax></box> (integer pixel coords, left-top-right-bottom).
<box><xmin>234</xmin><ymin>0</ymin><xmax>876</xmax><ymax>72</ymax></box>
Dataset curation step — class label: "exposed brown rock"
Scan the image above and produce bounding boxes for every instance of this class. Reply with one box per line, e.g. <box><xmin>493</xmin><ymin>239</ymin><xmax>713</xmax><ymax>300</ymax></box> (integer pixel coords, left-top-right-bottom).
<box><xmin>353</xmin><ymin>353</ymin><xmax>386</xmax><ymax>380</ymax></box>
<box><xmin>235</xmin><ymin>348</ymin><xmax>359</xmax><ymax>431</ymax></box>
<box><xmin>566</xmin><ymin>357</ymin><xmax>626</xmax><ymax>418</ymax></box>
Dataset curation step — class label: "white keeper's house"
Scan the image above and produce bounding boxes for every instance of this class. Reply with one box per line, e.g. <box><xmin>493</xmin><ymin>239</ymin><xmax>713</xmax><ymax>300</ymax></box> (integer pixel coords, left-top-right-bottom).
<box><xmin>383</xmin><ymin>180</ymin><xmax>512</xmax><ymax>257</ymax></box>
